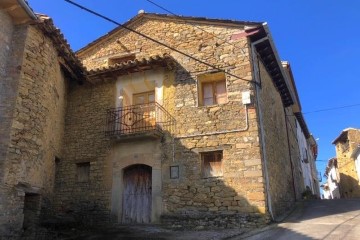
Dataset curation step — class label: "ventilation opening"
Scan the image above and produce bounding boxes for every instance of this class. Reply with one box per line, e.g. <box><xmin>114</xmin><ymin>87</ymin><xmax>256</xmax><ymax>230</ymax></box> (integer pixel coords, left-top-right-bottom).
<box><xmin>108</xmin><ymin>54</ymin><xmax>135</xmax><ymax>66</ymax></box>
<box><xmin>55</xmin><ymin>157</ymin><xmax>60</xmax><ymax>188</ymax></box>
<box><xmin>23</xmin><ymin>193</ymin><xmax>41</xmax><ymax>230</ymax></box>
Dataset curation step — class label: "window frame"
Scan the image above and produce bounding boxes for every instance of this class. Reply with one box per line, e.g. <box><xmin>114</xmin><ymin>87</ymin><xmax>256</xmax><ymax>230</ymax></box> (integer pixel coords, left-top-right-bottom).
<box><xmin>76</xmin><ymin>162</ymin><xmax>90</xmax><ymax>183</ymax></box>
<box><xmin>197</xmin><ymin>72</ymin><xmax>228</xmax><ymax>107</ymax></box>
<box><xmin>170</xmin><ymin>165</ymin><xmax>180</xmax><ymax>179</ymax></box>
<box><xmin>201</xmin><ymin>150</ymin><xmax>223</xmax><ymax>178</ymax></box>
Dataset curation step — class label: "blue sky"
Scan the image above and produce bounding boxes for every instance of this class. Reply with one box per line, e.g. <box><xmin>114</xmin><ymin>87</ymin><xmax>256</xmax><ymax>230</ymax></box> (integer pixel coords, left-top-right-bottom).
<box><xmin>28</xmin><ymin>0</ymin><xmax>360</xmax><ymax>186</ymax></box>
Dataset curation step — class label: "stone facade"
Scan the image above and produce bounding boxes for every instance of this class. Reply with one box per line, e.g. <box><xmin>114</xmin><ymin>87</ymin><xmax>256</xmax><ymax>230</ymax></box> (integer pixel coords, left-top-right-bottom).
<box><xmin>0</xmin><ymin>1</ymin><xmax>83</xmax><ymax>238</ymax></box>
<box><xmin>254</xmin><ymin>59</ymin><xmax>297</xmax><ymax>218</ymax></box>
<box><xmin>1</xmin><ymin>5</ymin><xmax>316</xmax><ymax>238</ymax></box>
<box><xmin>60</xmin><ymin>14</ymin><xmax>269</xmax><ymax>228</ymax></box>
<box><xmin>333</xmin><ymin>128</ymin><xmax>360</xmax><ymax>198</ymax></box>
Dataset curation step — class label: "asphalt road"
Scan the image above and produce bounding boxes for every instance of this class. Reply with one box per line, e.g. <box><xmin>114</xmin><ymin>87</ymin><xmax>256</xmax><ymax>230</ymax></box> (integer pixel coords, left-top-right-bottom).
<box><xmin>29</xmin><ymin>199</ymin><xmax>360</xmax><ymax>240</ymax></box>
<box><xmin>236</xmin><ymin>199</ymin><xmax>360</xmax><ymax>240</ymax></box>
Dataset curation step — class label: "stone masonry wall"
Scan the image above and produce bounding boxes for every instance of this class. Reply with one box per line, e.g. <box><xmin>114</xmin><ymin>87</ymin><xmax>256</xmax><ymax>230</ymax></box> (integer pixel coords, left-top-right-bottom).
<box><xmin>0</xmin><ymin>10</ymin><xmax>14</xmax><ymax>188</ymax></box>
<box><xmin>256</xmin><ymin>60</ymin><xmax>295</xmax><ymax>219</ymax></box>
<box><xmin>285</xmin><ymin>109</ymin><xmax>304</xmax><ymax>200</ymax></box>
<box><xmin>74</xmin><ymin>15</ymin><xmax>269</xmax><ymax>228</ymax></box>
<box><xmin>0</xmin><ymin>9</ymin><xmax>16</xmax><ymax>181</ymax></box>
<box><xmin>0</xmin><ymin>10</ymin><xmax>29</xmax><ymax>237</ymax></box>
<box><xmin>53</xmin><ymin>80</ymin><xmax>115</xmax><ymax>224</ymax></box>
<box><xmin>1</xmin><ymin>23</ymin><xmax>68</xmax><ymax>237</ymax></box>
<box><xmin>335</xmin><ymin>129</ymin><xmax>360</xmax><ymax>198</ymax></box>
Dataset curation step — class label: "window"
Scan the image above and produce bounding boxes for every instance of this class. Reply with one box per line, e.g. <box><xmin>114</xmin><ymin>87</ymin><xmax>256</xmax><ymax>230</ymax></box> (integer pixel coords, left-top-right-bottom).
<box><xmin>170</xmin><ymin>166</ymin><xmax>179</xmax><ymax>179</ymax></box>
<box><xmin>201</xmin><ymin>151</ymin><xmax>223</xmax><ymax>178</ymax></box>
<box><xmin>108</xmin><ymin>54</ymin><xmax>135</xmax><ymax>66</ymax></box>
<box><xmin>55</xmin><ymin>157</ymin><xmax>60</xmax><ymax>187</ymax></box>
<box><xmin>198</xmin><ymin>72</ymin><xmax>227</xmax><ymax>106</ymax></box>
<box><xmin>76</xmin><ymin>162</ymin><xmax>90</xmax><ymax>182</ymax></box>
<box><xmin>133</xmin><ymin>91</ymin><xmax>155</xmax><ymax>105</ymax></box>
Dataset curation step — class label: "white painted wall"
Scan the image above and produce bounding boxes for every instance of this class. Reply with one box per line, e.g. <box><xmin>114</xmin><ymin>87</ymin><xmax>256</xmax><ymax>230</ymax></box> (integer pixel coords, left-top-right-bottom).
<box><xmin>115</xmin><ymin>69</ymin><xmax>164</xmax><ymax>108</ymax></box>
<box><xmin>354</xmin><ymin>154</ymin><xmax>360</xmax><ymax>183</ymax></box>
<box><xmin>296</xmin><ymin>120</ymin><xmax>313</xmax><ymax>193</ymax></box>
<box><xmin>327</xmin><ymin>166</ymin><xmax>340</xmax><ymax>199</ymax></box>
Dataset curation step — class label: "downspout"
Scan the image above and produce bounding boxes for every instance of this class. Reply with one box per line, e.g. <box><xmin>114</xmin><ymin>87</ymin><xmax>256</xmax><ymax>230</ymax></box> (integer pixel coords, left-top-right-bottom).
<box><xmin>250</xmin><ymin>34</ymin><xmax>274</xmax><ymax>220</ymax></box>
<box><xmin>17</xmin><ymin>0</ymin><xmax>38</xmax><ymax>20</ymax></box>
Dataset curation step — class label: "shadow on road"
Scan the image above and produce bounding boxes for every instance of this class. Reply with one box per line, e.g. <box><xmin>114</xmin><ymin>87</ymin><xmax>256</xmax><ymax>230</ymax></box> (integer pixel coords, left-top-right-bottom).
<box><xmin>285</xmin><ymin>199</ymin><xmax>360</xmax><ymax>223</ymax></box>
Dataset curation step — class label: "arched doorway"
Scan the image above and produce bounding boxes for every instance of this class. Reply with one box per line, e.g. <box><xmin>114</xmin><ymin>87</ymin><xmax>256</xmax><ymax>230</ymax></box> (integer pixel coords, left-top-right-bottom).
<box><xmin>122</xmin><ymin>164</ymin><xmax>152</xmax><ymax>223</ymax></box>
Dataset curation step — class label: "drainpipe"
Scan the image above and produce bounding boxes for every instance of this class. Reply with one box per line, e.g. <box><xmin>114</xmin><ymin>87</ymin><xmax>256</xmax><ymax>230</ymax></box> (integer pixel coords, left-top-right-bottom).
<box><xmin>17</xmin><ymin>0</ymin><xmax>38</xmax><ymax>20</ymax></box>
<box><xmin>250</xmin><ymin>35</ymin><xmax>274</xmax><ymax>220</ymax></box>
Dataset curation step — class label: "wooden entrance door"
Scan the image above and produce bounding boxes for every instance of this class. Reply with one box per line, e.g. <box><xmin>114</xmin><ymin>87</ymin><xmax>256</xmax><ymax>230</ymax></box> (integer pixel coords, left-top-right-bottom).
<box><xmin>122</xmin><ymin>164</ymin><xmax>152</xmax><ymax>223</ymax></box>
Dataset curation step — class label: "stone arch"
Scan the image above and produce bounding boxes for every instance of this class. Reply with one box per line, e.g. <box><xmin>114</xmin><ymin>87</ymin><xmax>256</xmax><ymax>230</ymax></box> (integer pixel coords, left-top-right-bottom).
<box><xmin>109</xmin><ymin>140</ymin><xmax>162</xmax><ymax>223</ymax></box>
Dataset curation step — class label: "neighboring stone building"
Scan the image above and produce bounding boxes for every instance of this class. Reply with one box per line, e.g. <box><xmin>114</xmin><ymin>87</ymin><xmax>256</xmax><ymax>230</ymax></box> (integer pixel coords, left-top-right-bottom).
<box><xmin>63</xmin><ymin>12</ymin><xmax>316</xmax><ymax>226</ymax></box>
<box><xmin>282</xmin><ymin>62</ymin><xmax>320</xmax><ymax>198</ymax></box>
<box><xmin>0</xmin><ymin>2</ymin><xmax>318</xmax><ymax>238</ymax></box>
<box><xmin>332</xmin><ymin>128</ymin><xmax>360</xmax><ymax>198</ymax></box>
<box><xmin>0</xmin><ymin>0</ymin><xmax>84</xmax><ymax>238</ymax></box>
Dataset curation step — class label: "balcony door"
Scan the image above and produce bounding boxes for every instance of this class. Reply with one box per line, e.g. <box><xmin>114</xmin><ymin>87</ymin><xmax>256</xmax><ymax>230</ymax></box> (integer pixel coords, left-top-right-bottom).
<box><xmin>133</xmin><ymin>91</ymin><xmax>155</xmax><ymax>131</ymax></box>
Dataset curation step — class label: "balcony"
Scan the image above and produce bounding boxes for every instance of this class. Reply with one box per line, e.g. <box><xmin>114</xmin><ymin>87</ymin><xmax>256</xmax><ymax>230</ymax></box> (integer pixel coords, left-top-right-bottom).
<box><xmin>105</xmin><ymin>102</ymin><xmax>175</xmax><ymax>140</ymax></box>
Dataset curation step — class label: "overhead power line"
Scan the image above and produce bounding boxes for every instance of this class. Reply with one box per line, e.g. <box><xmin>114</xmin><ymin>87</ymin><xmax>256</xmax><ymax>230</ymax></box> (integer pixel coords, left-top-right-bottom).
<box><xmin>64</xmin><ymin>0</ymin><xmax>253</xmax><ymax>83</ymax></box>
<box><xmin>303</xmin><ymin>103</ymin><xmax>360</xmax><ymax>115</ymax></box>
<box><xmin>285</xmin><ymin>103</ymin><xmax>360</xmax><ymax>118</ymax></box>
<box><xmin>144</xmin><ymin>0</ymin><xmax>247</xmax><ymax>57</ymax></box>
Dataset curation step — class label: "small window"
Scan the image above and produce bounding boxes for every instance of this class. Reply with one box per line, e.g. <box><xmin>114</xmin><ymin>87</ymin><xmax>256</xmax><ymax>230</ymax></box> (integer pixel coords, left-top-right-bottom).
<box><xmin>170</xmin><ymin>166</ymin><xmax>179</xmax><ymax>179</ymax></box>
<box><xmin>201</xmin><ymin>151</ymin><xmax>223</xmax><ymax>178</ymax></box>
<box><xmin>198</xmin><ymin>72</ymin><xmax>227</xmax><ymax>106</ymax></box>
<box><xmin>76</xmin><ymin>162</ymin><xmax>90</xmax><ymax>182</ymax></box>
<box><xmin>55</xmin><ymin>157</ymin><xmax>60</xmax><ymax>186</ymax></box>
<box><xmin>108</xmin><ymin>54</ymin><xmax>135</xmax><ymax>66</ymax></box>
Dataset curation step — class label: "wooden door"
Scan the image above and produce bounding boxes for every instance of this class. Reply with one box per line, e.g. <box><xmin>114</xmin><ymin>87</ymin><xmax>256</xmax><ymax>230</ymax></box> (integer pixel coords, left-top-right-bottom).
<box><xmin>122</xmin><ymin>164</ymin><xmax>152</xmax><ymax>223</ymax></box>
<box><xmin>133</xmin><ymin>91</ymin><xmax>155</xmax><ymax>131</ymax></box>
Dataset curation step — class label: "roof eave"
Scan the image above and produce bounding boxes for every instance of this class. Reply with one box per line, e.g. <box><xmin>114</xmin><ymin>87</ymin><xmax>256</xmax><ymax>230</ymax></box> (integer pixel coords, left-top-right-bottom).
<box><xmin>332</xmin><ymin>130</ymin><xmax>348</xmax><ymax>144</ymax></box>
<box><xmin>86</xmin><ymin>54</ymin><xmax>176</xmax><ymax>83</ymax></box>
<box><xmin>34</xmin><ymin>15</ymin><xmax>87</xmax><ymax>83</ymax></box>
<box><xmin>0</xmin><ymin>0</ymin><xmax>37</xmax><ymax>24</ymax></box>
<box><xmin>249</xmin><ymin>23</ymin><xmax>295</xmax><ymax>107</ymax></box>
<box><xmin>17</xmin><ymin>0</ymin><xmax>37</xmax><ymax>20</ymax></box>
<box><xmin>294</xmin><ymin>112</ymin><xmax>310</xmax><ymax>139</ymax></box>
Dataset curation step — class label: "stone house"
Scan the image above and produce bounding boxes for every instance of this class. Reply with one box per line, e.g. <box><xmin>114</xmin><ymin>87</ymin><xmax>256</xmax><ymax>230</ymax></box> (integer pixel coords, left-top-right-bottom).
<box><xmin>0</xmin><ymin>0</ymin><xmax>84</xmax><ymax>237</ymax></box>
<box><xmin>332</xmin><ymin>128</ymin><xmax>360</xmax><ymax>198</ymax></box>
<box><xmin>59</xmin><ymin>12</ymin><xmax>317</xmax><ymax>226</ymax></box>
<box><xmin>282</xmin><ymin>62</ymin><xmax>320</xmax><ymax>198</ymax></box>
<box><xmin>0</xmin><ymin>2</ymin><xmax>317</xmax><ymax>237</ymax></box>
<box><xmin>323</xmin><ymin>157</ymin><xmax>341</xmax><ymax>199</ymax></box>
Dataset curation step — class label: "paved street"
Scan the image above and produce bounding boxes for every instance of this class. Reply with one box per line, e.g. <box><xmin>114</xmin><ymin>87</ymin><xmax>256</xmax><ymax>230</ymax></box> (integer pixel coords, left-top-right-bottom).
<box><xmin>26</xmin><ymin>199</ymin><xmax>360</xmax><ymax>240</ymax></box>
<box><xmin>236</xmin><ymin>199</ymin><xmax>360</xmax><ymax>240</ymax></box>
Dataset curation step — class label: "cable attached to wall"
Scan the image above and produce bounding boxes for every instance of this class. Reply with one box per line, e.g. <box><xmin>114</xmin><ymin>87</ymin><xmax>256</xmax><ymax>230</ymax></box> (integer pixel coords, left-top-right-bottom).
<box><xmin>64</xmin><ymin>0</ymin><xmax>255</xmax><ymax>84</ymax></box>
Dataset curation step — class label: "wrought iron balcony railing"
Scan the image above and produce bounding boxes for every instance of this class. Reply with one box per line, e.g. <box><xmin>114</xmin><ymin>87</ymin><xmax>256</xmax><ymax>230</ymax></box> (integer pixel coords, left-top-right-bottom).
<box><xmin>105</xmin><ymin>102</ymin><xmax>175</xmax><ymax>138</ymax></box>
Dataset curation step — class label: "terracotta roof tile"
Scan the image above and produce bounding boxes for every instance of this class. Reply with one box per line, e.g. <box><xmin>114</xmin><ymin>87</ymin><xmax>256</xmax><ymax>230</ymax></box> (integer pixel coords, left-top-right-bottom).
<box><xmin>87</xmin><ymin>54</ymin><xmax>175</xmax><ymax>79</ymax></box>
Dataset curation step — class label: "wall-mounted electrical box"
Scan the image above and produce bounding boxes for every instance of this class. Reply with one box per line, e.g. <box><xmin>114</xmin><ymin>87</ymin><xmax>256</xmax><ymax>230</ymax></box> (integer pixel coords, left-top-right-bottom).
<box><xmin>242</xmin><ymin>91</ymin><xmax>252</xmax><ymax>105</ymax></box>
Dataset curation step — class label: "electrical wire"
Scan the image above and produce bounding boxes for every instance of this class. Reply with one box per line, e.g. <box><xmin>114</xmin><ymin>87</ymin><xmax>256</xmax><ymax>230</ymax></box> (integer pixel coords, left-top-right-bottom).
<box><xmin>285</xmin><ymin>103</ymin><xmax>360</xmax><ymax>118</ymax></box>
<box><xmin>64</xmin><ymin>0</ymin><xmax>254</xmax><ymax>83</ymax></box>
<box><xmin>65</xmin><ymin>1</ymin><xmax>359</xmax><ymax>149</ymax></box>
<box><xmin>143</xmin><ymin>0</ymin><xmax>248</xmax><ymax>57</ymax></box>
<box><xmin>303</xmin><ymin>103</ymin><xmax>360</xmax><ymax>115</ymax></box>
